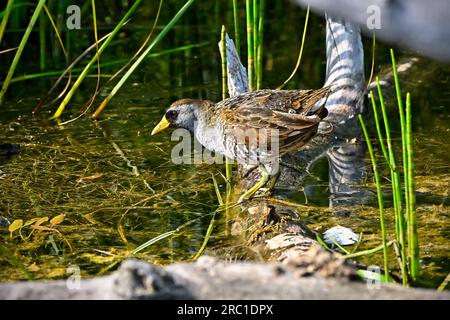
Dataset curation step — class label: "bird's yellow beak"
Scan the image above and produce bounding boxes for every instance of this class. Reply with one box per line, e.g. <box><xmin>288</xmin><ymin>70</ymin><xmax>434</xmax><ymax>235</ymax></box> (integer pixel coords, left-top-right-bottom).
<box><xmin>151</xmin><ymin>116</ymin><xmax>170</xmax><ymax>135</ymax></box>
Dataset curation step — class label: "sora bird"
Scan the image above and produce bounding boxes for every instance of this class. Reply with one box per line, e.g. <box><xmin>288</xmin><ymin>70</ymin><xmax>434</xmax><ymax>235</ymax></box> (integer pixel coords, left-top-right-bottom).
<box><xmin>151</xmin><ymin>87</ymin><xmax>331</xmax><ymax>203</ymax></box>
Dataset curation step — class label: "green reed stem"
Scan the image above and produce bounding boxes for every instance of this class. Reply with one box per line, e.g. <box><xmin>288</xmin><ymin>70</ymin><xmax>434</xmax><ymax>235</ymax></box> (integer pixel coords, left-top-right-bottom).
<box><xmin>277</xmin><ymin>5</ymin><xmax>309</xmax><ymax>89</ymax></box>
<box><xmin>253</xmin><ymin>0</ymin><xmax>258</xmax><ymax>63</ymax></box>
<box><xmin>220</xmin><ymin>25</ymin><xmax>233</xmax><ymax>182</ymax></box>
<box><xmin>366</xmin><ymin>32</ymin><xmax>376</xmax><ymax>88</ymax></box>
<box><xmin>132</xmin><ymin>230</ymin><xmax>176</xmax><ymax>254</ymax></box>
<box><xmin>359</xmin><ymin>114</ymin><xmax>389</xmax><ymax>279</ymax></box>
<box><xmin>93</xmin><ymin>0</ymin><xmax>194</xmax><ymax>119</ymax></box>
<box><xmin>0</xmin><ymin>0</ymin><xmax>14</xmax><ymax>45</ymax></box>
<box><xmin>232</xmin><ymin>0</ymin><xmax>240</xmax><ymax>55</ymax></box>
<box><xmin>406</xmin><ymin>92</ymin><xmax>419</xmax><ymax>280</ymax></box>
<box><xmin>192</xmin><ymin>174</ymin><xmax>223</xmax><ymax>260</ymax></box>
<box><xmin>246</xmin><ymin>0</ymin><xmax>254</xmax><ymax>91</ymax></box>
<box><xmin>220</xmin><ymin>25</ymin><xmax>227</xmax><ymax>101</ymax></box>
<box><xmin>192</xmin><ymin>212</ymin><xmax>216</xmax><ymax>260</ymax></box>
<box><xmin>133</xmin><ymin>211</ymin><xmax>214</xmax><ymax>254</ymax></box>
<box><xmin>39</xmin><ymin>11</ymin><xmax>46</xmax><ymax>70</ymax></box>
<box><xmin>369</xmin><ymin>91</ymin><xmax>388</xmax><ymax>161</ymax></box>
<box><xmin>391</xmin><ymin>49</ymin><xmax>410</xmax><ymax>233</ymax></box>
<box><xmin>376</xmin><ymin>77</ymin><xmax>407</xmax><ymax>286</ymax></box>
<box><xmin>43</xmin><ymin>5</ymin><xmax>67</xmax><ymax>58</ymax></box>
<box><xmin>50</xmin><ymin>0</ymin><xmax>144</xmax><ymax>120</ymax></box>
<box><xmin>0</xmin><ymin>0</ymin><xmax>46</xmax><ymax>107</ymax></box>
<box><xmin>256</xmin><ymin>0</ymin><xmax>264</xmax><ymax>89</ymax></box>
<box><xmin>108</xmin><ymin>0</ymin><xmax>163</xmax><ymax>83</ymax></box>
<box><xmin>343</xmin><ymin>241</ymin><xmax>394</xmax><ymax>260</ymax></box>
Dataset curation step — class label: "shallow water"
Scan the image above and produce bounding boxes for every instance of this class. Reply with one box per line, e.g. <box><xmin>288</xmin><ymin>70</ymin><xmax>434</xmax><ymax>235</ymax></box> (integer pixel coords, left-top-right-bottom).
<box><xmin>0</xmin><ymin>1</ymin><xmax>448</xmax><ymax>289</ymax></box>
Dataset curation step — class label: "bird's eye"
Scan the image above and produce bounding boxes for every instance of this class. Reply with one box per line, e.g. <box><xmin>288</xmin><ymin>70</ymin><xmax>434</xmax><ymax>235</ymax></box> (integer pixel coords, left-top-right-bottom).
<box><xmin>166</xmin><ymin>110</ymin><xmax>179</xmax><ymax>121</ymax></box>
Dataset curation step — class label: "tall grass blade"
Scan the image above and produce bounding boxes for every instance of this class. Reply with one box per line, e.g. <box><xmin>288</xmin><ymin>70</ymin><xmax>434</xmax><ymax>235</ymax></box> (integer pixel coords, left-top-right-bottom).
<box><xmin>232</xmin><ymin>0</ymin><xmax>240</xmax><ymax>55</ymax></box>
<box><xmin>359</xmin><ymin>114</ymin><xmax>389</xmax><ymax>279</ymax></box>
<box><xmin>220</xmin><ymin>25</ymin><xmax>227</xmax><ymax>101</ymax></box>
<box><xmin>8</xmin><ymin>43</ymin><xmax>205</xmax><ymax>86</ymax></box>
<box><xmin>108</xmin><ymin>0</ymin><xmax>163</xmax><ymax>83</ymax></box>
<box><xmin>369</xmin><ymin>90</ymin><xmax>388</xmax><ymax>161</ymax></box>
<box><xmin>406</xmin><ymin>92</ymin><xmax>419</xmax><ymax>280</ymax></box>
<box><xmin>376</xmin><ymin>77</ymin><xmax>407</xmax><ymax>285</ymax></box>
<box><xmin>39</xmin><ymin>11</ymin><xmax>46</xmax><ymax>70</ymax></box>
<box><xmin>253</xmin><ymin>0</ymin><xmax>258</xmax><ymax>76</ymax></box>
<box><xmin>343</xmin><ymin>241</ymin><xmax>394</xmax><ymax>260</ymax></box>
<box><xmin>86</xmin><ymin>0</ymin><xmax>101</xmax><ymax>107</ymax></box>
<box><xmin>92</xmin><ymin>0</ymin><xmax>195</xmax><ymax>119</ymax></box>
<box><xmin>245</xmin><ymin>0</ymin><xmax>254</xmax><ymax>91</ymax></box>
<box><xmin>0</xmin><ymin>0</ymin><xmax>46</xmax><ymax>107</ymax></box>
<box><xmin>132</xmin><ymin>230</ymin><xmax>176</xmax><ymax>254</ymax></box>
<box><xmin>366</xmin><ymin>32</ymin><xmax>376</xmax><ymax>88</ymax></box>
<box><xmin>192</xmin><ymin>211</ymin><xmax>216</xmax><ymax>260</ymax></box>
<box><xmin>211</xmin><ymin>174</ymin><xmax>224</xmax><ymax>206</ymax></box>
<box><xmin>256</xmin><ymin>0</ymin><xmax>264</xmax><ymax>89</ymax></box>
<box><xmin>391</xmin><ymin>49</ymin><xmax>410</xmax><ymax>233</ymax></box>
<box><xmin>277</xmin><ymin>5</ymin><xmax>309</xmax><ymax>89</ymax></box>
<box><xmin>0</xmin><ymin>0</ymin><xmax>14</xmax><ymax>45</ymax></box>
<box><xmin>33</xmin><ymin>30</ymin><xmax>115</xmax><ymax>114</ymax></box>
<box><xmin>50</xmin><ymin>0</ymin><xmax>145</xmax><ymax>120</ymax></box>
<box><xmin>43</xmin><ymin>4</ymin><xmax>68</xmax><ymax>58</ymax></box>
<box><xmin>219</xmin><ymin>25</ymin><xmax>233</xmax><ymax>181</ymax></box>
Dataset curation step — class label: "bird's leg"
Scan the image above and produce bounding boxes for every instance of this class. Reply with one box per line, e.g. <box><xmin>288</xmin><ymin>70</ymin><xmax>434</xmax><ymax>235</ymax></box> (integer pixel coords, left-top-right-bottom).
<box><xmin>257</xmin><ymin>170</ymin><xmax>280</xmax><ymax>196</ymax></box>
<box><xmin>238</xmin><ymin>165</ymin><xmax>269</xmax><ymax>203</ymax></box>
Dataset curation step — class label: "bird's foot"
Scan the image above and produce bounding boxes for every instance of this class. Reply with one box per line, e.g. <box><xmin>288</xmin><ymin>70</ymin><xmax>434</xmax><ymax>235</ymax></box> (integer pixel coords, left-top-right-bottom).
<box><xmin>237</xmin><ymin>166</ymin><xmax>270</xmax><ymax>204</ymax></box>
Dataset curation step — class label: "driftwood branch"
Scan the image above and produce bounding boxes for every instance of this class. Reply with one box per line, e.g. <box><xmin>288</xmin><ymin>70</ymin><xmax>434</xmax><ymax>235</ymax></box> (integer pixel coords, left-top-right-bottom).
<box><xmin>218</xmin><ymin>33</ymin><xmax>249</xmax><ymax>97</ymax></box>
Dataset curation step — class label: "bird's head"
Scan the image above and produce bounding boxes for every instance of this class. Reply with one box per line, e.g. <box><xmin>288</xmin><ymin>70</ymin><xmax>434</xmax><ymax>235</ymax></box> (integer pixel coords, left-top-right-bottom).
<box><xmin>151</xmin><ymin>99</ymin><xmax>203</xmax><ymax>135</ymax></box>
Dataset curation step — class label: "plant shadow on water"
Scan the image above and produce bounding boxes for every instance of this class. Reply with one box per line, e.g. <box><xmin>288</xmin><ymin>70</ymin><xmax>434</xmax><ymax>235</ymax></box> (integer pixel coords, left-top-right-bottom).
<box><xmin>0</xmin><ymin>1</ymin><xmax>448</xmax><ymax>289</ymax></box>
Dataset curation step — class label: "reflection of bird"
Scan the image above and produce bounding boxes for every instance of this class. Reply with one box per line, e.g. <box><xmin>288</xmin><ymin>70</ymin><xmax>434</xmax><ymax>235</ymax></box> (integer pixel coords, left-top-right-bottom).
<box><xmin>152</xmin><ymin>88</ymin><xmax>331</xmax><ymax>203</ymax></box>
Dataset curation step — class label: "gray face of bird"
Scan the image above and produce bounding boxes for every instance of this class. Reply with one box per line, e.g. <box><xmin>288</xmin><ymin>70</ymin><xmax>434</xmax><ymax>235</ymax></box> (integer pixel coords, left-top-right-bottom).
<box><xmin>166</xmin><ymin>102</ymin><xmax>199</xmax><ymax>133</ymax></box>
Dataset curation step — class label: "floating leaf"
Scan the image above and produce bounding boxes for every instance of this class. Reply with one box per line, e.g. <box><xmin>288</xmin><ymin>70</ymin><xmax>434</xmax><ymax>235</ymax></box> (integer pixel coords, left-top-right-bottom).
<box><xmin>50</xmin><ymin>214</ymin><xmax>65</xmax><ymax>226</ymax></box>
<box><xmin>31</xmin><ymin>225</ymin><xmax>58</xmax><ymax>232</ymax></box>
<box><xmin>33</xmin><ymin>217</ymin><xmax>49</xmax><ymax>226</ymax></box>
<box><xmin>23</xmin><ymin>218</ymin><xmax>40</xmax><ymax>227</ymax></box>
<box><xmin>118</xmin><ymin>224</ymin><xmax>128</xmax><ymax>244</ymax></box>
<box><xmin>8</xmin><ymin>219</ymin><xmax>23</xmax><ymax>233</ymax></box>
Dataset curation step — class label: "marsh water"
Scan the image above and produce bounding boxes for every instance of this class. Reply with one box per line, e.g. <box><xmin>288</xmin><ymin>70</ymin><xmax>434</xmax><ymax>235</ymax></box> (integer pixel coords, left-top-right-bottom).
<box><xmin>0</xmin><ymin>1</ymin><xmax>449</xmax><ymax>289</ymax></box>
